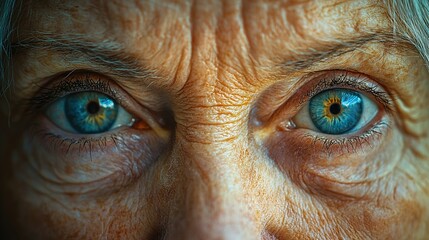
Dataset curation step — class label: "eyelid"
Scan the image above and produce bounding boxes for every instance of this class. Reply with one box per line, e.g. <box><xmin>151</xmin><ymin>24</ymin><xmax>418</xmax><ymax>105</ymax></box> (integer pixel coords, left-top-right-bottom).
<box><xmin>29</xmin><ymin>71</ymin><xmax>123</xmax><ymax>111</ymax></box>
<box><xmin>28</xmin><ymin>70</ymin><xmax>168</xmax><ymax>135</ymax></box>
<box><xmin>303</xmin><ymin>71</ymin><xmax>392</xmax><ymax>110</ymax></box>
<box><xmin>45</xmin><ymin>93</ymin><xmax>136</xmax><ymax>134</ymax></box>
<box><xmin>259</xmin><ymin>70</ymin><xmax>394</xmax><ymax>129</ymax></box>
<box><xmin>292</xmin><ymin>88</ymin><xmax>380</xmax><ymax>135</ymax></box>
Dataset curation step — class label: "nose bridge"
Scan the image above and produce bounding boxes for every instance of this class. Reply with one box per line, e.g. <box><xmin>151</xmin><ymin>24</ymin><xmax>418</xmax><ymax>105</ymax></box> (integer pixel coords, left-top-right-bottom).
<box><xmin>167</xmin><ymin>50</ymin><xmax>262</xmax><ymax>238</ymax></box>
<box><xmin>164</xmin><ymin>1</ymin><xmax>263</xmax><ymax>234</ymax></box>
<box><xmin>164</xmin><ymin>139</ymin><xmax>262</xmax><ymax>240</ymax></box>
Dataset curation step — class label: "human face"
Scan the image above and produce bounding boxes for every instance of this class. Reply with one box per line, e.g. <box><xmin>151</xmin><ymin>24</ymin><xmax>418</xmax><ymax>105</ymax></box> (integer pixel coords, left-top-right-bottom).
<box><xmin>1</xmin><ymin>0</ymin><xmax>429</xmax><ymax>239</ymax></box>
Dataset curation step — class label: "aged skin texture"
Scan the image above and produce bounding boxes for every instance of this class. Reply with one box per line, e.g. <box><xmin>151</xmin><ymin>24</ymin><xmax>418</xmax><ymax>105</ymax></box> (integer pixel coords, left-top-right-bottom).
<box><xmin>1</xmin><ymin>0</ymin><xmax>429</xmax><ymax>239</ymax></box>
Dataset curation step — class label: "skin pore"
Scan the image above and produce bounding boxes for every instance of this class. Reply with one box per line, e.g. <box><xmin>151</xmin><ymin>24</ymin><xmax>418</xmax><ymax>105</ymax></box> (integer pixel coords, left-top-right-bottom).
<box><xmin>1</xmin><ymin>0</ymin><xmax>429</xmax><ymax>239</ymax></box>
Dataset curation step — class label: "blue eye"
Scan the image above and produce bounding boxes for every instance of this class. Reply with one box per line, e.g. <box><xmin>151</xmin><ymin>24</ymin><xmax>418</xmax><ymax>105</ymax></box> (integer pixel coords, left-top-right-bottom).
<box><xmin>309</xmin><ymin>89</ymin><xmax>362</xmax><ymax>134</ymax></box>
<box><xmin>294</xmin><ymin>88</ymin><xmax>378</xmax><ymax>135</ymax></box>
<box><xmin>46</xmin><ymin>92</ymin><xmax>134</xmax><ymax>134</ymax></box>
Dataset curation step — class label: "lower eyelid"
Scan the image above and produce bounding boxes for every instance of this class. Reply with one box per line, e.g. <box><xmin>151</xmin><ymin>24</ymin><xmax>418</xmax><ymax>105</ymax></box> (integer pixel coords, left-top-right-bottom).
<box><xmin>34</xmin><ymin>114</ymin><xmax>163</xmax><ymax>156</ymax></box>
<box><xmin>266</xmin><ymin>118</ymin><xmax>390</xmax><ymax>168</ymax></box>
<box><xmin>26</xmin><ymin>117</ymin><xmax>168</xmax><ymax>189</ymax></box>
<box><xmin>265</xmin><ymin>118</ymin><xmax>391</xmax><ymax>200</ymax></box>
<box><xmin>305</xmin><ymin>119</ymin><xmax>388</xmax><ymax>152</ymax></box>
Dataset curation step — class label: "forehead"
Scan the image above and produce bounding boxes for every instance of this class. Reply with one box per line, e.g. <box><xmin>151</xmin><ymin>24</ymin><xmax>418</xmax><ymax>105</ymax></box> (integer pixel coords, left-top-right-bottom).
<box><xmin>20</xmin><ymin>0</ymin><xmax>390</xmax><ymax>51</ymax></box>
<box><xmin>15</xmin><ymin>0</ymin><xmax>391</xmax><ymax>91</ymax></box>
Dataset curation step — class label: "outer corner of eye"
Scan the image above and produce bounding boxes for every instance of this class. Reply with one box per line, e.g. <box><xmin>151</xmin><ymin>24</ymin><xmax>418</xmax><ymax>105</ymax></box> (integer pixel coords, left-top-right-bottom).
<box><xmin>292</xmin><ymin>88</ymin><xmax>380</xmax><ymax>135</ymax></box>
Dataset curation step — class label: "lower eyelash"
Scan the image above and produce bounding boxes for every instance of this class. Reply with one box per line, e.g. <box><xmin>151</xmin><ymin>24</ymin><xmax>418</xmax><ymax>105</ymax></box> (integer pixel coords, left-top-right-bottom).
<box><xmin>301</xmin><ymin>120</ymin><xmax>390</xmax><ymax>156</ymax></box>
<box><xmin>28</xmin><ymin>117</ymin><xmax>126</xmax><ymax>157</ymax></box>
<box><xmin>40</xmin><ymin>131</ymin><xmax>122</xmax><ymax>157</ymax></box>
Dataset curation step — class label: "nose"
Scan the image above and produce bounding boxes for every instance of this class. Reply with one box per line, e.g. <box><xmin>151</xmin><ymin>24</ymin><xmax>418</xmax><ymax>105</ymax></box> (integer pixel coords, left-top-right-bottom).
<box><xmin>162</xmin><ymin>139</ymin><xmax>266</xmax><ymax>240</ymax></box>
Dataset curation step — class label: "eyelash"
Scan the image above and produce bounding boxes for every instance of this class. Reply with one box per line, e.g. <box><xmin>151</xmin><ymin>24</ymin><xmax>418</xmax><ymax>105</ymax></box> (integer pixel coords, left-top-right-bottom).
<box><xmin>29</xmin><ymin>70</ymin><xmax>391</xmax><ymax>157</ymax></box>
<box><xmin>40</xmin><ymin>131</ymin><xmax>120</xmax><ymax>155</ymax></box>
<box><xmin>299</xmin><ymin>120</ymin><xmax>389</xmax><ymax>155</ymax></box>
<box><xmin>303</xmin><ymin>72</ymin><xmax>393</xmax><ymax>111</ymax></box>
<box><xmin>275</xmin><ymin>71</ymin><xmax>393</xmax><ymax>155</ymax></box>
<box><xmin>26</xmin><ymin>71</ymin><xmax>120</xmax><ymax>116</ymax></box>
<box><xmin>27</xmin><ymin>71</ymin><xmax>140</xmax><ymax>155</ymax></box>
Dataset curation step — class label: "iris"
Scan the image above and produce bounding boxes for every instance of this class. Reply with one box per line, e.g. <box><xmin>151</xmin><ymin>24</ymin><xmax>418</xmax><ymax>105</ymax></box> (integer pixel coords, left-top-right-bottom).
<box><xmin>65</xmin><ymin>92</ymin><xmax>118</xmax><ymax>134</ymax></box>
<box><xmin>309</xmin><ymin>89</ymin><xmax>363</xmax><ymax>135</ymax></box>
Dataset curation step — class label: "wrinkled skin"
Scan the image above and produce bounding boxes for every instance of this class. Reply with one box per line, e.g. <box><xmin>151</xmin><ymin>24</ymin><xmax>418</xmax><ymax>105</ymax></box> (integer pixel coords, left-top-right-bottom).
<box><xmin>1</xmin><ymin>0</ymin><xmax>429</xmax><ymax>239</ymax></box>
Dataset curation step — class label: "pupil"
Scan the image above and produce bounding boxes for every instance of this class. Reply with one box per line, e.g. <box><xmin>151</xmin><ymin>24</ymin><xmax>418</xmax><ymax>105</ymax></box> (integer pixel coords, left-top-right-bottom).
<box><xmin>329</xmin><ymin>103</ymin><xmax>341</xmax><ymax>115</ymax></box>
<box><xmin>86</xmin><ymin>101</ymin><xmax>100</xmax><ymax>114</ymax></box>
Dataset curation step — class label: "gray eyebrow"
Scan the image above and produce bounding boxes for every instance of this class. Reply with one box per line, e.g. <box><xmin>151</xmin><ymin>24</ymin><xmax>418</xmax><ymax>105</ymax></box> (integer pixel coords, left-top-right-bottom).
<box><xmin>279</xmin><ymin>33</ymin><xmax>412</xmax><ymax>71</ymax></box>
<box><xmin>12</xmin><ymin>34</ymin><xmax>160</xmax><ymax>80</ymax></box>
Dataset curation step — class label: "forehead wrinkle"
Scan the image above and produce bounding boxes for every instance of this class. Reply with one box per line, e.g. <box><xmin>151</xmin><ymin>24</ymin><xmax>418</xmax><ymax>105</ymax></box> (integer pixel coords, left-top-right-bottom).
<box><xmin>14</xmin><ymin>0</ymin><xmax>416</xmax><ymax>93</ymax></box>
<box><xmin>14</xmin><ymin>0</ymin><xmax>194</xmax><ymax>93</ymax></box>
<box><xmin>12</xmin><ymin>34</ymin><xmax>161</xmax><ymax>81</ymax></box>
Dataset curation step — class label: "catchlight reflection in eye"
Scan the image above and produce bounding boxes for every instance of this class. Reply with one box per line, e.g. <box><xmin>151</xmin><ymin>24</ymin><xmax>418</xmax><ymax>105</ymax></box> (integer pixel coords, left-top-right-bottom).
<box><xmin>46</xmin><ymin>91</ymin><xmax>134</xmax><ymax>134</ymax></box>
<box><xmin>294</xmin><ymin>88</ymin><xmax>378</xmax><ymax>135</ymax></box>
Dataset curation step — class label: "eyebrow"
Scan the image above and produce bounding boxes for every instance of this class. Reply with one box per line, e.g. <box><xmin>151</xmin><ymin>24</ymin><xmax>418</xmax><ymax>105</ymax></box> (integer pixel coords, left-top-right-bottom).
<box><xmin>280</xmin><ymin>32</ymin><xmax>412</xmax><ymax>71</ymax></box>
<box><xmin>12</xmin><ymin>35</ymin><xmax>160</xmax><ymax>80</ymax></box>
<box><xmin>12</xmin><ymin>32</ymin><xmax>411</xmax><ymax>78</ymax></box>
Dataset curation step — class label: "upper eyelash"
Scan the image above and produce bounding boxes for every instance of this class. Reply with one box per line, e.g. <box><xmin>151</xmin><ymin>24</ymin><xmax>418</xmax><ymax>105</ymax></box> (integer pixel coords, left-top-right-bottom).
<box><xmin>276</xmin><ymin>71</ymin><xmax>394</xmax><ymax>155</ymax></box>
<box><xmin>303</xmin><ymin>72</ymin><xmax>393</xmax><ymax>111</ymax></box>
<box><xmin>25</xmin><ymin>71</ymin><xmax>118</xmax><ymax>115</ymax></box>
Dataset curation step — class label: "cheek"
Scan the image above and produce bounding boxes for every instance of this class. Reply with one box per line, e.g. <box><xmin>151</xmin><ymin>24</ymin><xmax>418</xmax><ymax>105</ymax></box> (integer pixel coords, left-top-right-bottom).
<box><xmin>340</xmin><ymin>194</ymin><xmax>428</xmax><ymax>238</ymax></box>
<box><xmin>0</xmin><ymin>127</ymin><xmax>163</xmax><ymax>238</ymax></box>
<box><xmin>6</xmin><ymin>197</ymin><xmax>142</xmax><ymax>239</ymax></box>
<box><xmin>263</xmin><ymin>117</ymin><xmax>429</xmax><ymax>236</ymax></box>
<box><xmin>3</xmin><ymin>159</ymin><xmax>164</xmax><ymax>239</ymax></box>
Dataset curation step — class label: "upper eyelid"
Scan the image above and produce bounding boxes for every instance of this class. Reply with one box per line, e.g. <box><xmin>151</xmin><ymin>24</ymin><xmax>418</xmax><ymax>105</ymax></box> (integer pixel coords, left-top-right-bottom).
<box><xmin>25</xmin><ymin>71</ymin><xmax>121</xmax><ymax>114</ymax></box>
<box><xmin>260</xmin><ymin>70</ymin><xmax>393</xmax><ymax>125</ymax></box>
<box><xmin>305</xmin><ymin>72</ymin><xmax>393</xmax><ymax>110</ymax></box>
<box><xmin>30</xmin><ymin>71</ymin><xmax>170</xmax><ymax>133</ymax></box>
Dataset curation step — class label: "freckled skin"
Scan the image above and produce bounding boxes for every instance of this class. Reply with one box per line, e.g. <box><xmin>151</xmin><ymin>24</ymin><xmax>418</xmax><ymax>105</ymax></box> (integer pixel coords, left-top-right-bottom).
<box><xmin>1</xmin><ymin>0</ymin><xmax>429</xmax><ymax>239</ymax></box>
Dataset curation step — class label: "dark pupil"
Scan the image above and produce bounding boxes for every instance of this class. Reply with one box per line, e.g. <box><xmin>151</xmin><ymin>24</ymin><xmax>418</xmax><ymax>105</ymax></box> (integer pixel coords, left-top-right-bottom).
<box><xmin>329</xmin><ymin>103</ymin><xmax>341</xmax><ymax>115</ymax></box>
<box><xmin>86</xmin><ymin>101</ymin><xmax>100</xmax><ymax>115</ymax></box>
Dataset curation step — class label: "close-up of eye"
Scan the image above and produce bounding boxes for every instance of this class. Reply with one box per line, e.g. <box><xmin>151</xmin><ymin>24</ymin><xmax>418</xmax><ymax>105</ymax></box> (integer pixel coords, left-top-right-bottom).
<box><xmin>293</xmin><ymin>88</ymin><xmax>379</xmax><ymax>135</ymax></box>
<box><xmin>262</xmin><ymin>72</ymin><xmax>399</xmax><ymax>201</ymax></box>
<box><xmin>46</xmin><ymin>91</ymin><xmax>134</xmax><ymax>134</ymax></box>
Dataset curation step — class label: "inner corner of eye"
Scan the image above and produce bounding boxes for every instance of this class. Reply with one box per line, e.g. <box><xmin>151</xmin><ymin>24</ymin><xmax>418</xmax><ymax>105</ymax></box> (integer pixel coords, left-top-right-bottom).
<box><xmin>277</xmin><ymin>119</ymin><xmax>297</xmax><ymax>132</ymax></box>
<box><xmin>131</xmin><ymin>118</ymin><xmax>151</xmax><ymax>130</ymax></box>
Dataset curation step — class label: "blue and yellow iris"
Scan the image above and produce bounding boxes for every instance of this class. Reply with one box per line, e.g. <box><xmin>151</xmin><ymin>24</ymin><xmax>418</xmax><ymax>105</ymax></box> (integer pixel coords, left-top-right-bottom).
<box><xmin>309</xmin><ymin>89</ymin><xmax>363</xmax><ymax>135</ymax></box>
<box><xmin>65</xmin><ymin>92</ymin><xmax>118</xmax><ymax>134</ymax></box>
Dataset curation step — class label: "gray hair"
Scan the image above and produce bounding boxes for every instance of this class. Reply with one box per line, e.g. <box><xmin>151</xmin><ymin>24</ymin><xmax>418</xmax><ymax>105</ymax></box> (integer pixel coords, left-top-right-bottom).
<box><xmin>0</xmin><ymin>0</ymin><xmax>428</xmax><ymax>94</ymax></box>
<box><xmin>0</xmin><ymin>0</ymin><xmax>16</xmax><ymax>96</ymax></box>
<box><xmin>385</xmin><ymin>0</ymin><xmax>429</xmax><ymax>68</ymax></box>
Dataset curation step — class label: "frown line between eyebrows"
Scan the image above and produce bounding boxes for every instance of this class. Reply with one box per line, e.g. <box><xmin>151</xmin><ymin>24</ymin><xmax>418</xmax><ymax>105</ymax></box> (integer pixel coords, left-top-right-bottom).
<box><xmin>11</xmin><ymin>34</ymin><xmax>160</xmax><ymax>81</ymax></box>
